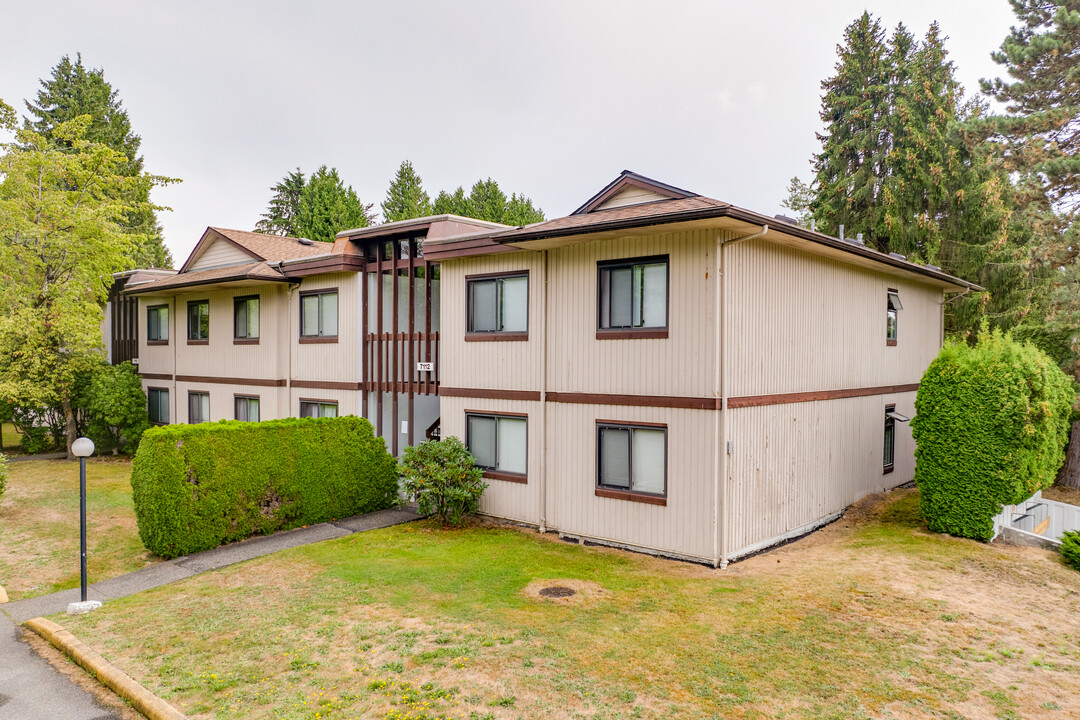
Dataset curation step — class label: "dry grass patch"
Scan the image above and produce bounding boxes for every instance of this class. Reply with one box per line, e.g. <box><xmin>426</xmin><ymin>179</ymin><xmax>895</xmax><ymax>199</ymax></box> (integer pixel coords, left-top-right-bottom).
<box><xmin>58</xmin><ymin>489</ymin><xmax>1080</xmax><ymax>720</ymax></box>
<box><xmin>0</xmin><ymin>458</ymin><xmax>155</xmax><ymax>600</ymax></box>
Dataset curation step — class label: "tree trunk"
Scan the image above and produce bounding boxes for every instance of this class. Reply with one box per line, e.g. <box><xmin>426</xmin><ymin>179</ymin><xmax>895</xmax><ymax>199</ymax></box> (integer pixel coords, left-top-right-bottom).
<box><xmin>1058</xmin><ymin>421</ymin><xmax>1080</xmax><ymax>490</ymax></box>
<box><xmin>62</xmin><ymin>395</ymin><xmax>77</xmax><ymax>461</ymax></box>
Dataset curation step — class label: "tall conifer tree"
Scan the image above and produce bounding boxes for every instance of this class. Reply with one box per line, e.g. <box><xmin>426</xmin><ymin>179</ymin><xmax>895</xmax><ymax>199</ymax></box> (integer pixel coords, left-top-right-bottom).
<box><xmin>381</xmin><ymin>160</ymin><xmax>432</xmax><ymax>223</ymax></box>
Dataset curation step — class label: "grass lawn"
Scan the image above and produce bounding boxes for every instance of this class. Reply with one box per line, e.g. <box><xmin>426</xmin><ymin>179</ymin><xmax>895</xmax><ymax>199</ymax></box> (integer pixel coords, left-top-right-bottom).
<box><xmin>0</xmin><ymin>458</ymin><xmax>157</xmax><ymax>600</ymax></box>
<box><xmin>2</xmin><ymin>422</ymin><xmax>23</xmax><ymax>453</ymax></box>
<box><xmin>58</xmin><ymin>489</ymin><xmax>1080</xmax><ymax>720</ymax></box>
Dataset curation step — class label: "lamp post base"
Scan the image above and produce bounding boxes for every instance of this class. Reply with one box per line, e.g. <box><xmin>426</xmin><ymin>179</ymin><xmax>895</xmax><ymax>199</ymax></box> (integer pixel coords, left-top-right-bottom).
<box><xmin>66</xmin><ymin>600</ymin><xmax>102</xmax><ymax>615</ymax></box>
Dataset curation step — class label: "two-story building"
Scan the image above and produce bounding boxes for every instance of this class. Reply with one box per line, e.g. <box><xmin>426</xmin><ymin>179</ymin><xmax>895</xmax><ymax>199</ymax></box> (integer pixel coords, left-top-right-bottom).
<box><xmin>123</xmin><ymin>171</ymin><xmax>979</xmax><ymax>567</ymax></box>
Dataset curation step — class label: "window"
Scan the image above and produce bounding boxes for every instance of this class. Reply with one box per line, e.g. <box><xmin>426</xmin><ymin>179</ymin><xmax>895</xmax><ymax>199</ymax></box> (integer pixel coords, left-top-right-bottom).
<box><xmin>596</xmin><ymin>422</ymin><xmax>667</xmax><ymax>501</ymax></box>
<box><xmin>598</xmin><ymin>256</ymin><xmax>668</xmax><ymax>337</ymax></box>
<box><xmin>465</xmin><ymin>413</ymin><xmax>527</xmax><ymax>480</ymax></box>
<box><xmin>300</xmin><ymin>290</ymin><xmax>338</xmax><ymax>340</ymax></box>
<box><xmin>300</xmin><ymin>400</ymin><xmax>338</xmax><ymax>418</ymax></box>
<box><xmin>234</xmin><ymin>296</ymin><xmax>260</xmax><ymax>342</ymax></box>
<box><xmin>466</xmin><ymin>273</ymin><xmax>528</xmax><ymax>338</ymax></box>
<box><xmin>235</xmin><ymin>395</ymin><xmax>260</xmax><ymax>422</ymax></box>
<box><xmin>187</xmin><ymin>300</ymin><xmax>209</xmax><ymax>341</ymax></box>
<box><xmin>188</xmin><ymin>391</ymin><xmax>210</xmax><ymax>424</ymax></box>
<box><xmin>147</xmin><ymin>305</ymin><xmax>169</xmax><ymax>343</ymax></box>
<box><xmin>886</xmin><ymin>289</ymin><xmax>902</xmax><ymax>345</ymax></box>
<box><xmin>147</xmin><ymin>388</ymin><xmax>169</xmax><ymax>424</ymax></box>
<box><xmin>883</xmin><ymin>404</ymin><xmax>896</xmax><ymax>473</ymax></box>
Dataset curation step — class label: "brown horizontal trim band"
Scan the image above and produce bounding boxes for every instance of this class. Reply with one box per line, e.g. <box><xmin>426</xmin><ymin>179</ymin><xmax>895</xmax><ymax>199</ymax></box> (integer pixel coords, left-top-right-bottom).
<box><xmin>298</xmin><ymin>336</ymin><xmax>339</xmax><ymax>344</ymax></box>
<box><xmin>594</xmin><ymin>488</ymin><xmax>667</xmax><ymax>506</ymax></box>
<box><xmin>439</xmin><ymin>387</ymin><xmax>541</xmax><ymax>401</ymax></box>
<box><xmin>186</xmin><ymin>339</ymin><xmax>209</xmax><ymax>346</ymax></box>
<box><xmin>547</xmin><ymin>392</ymin><xmax>717</xmax><ymax>410</ymax></box>
<box><xmin>138</xmin><ymin>372</ymin><xmax>173</xmax><ymax>380</ymax></box>
<box><xmin>596</xmin><ymin>419</ymin><xmax>668</xmax><ymax>429</ymax></box>
<box><xmin>233</xmin><ymin>338</ymin><xmax>260</xmax><ymax>345</ymax></box>
<box><xmin>126</xmin><ymin>273</ymin><xmax>291</xmax><ymax>295</ymax></box>
<box><xmin>727</xmin><ymin>383</ymin><xmax>920</xmax><ymax>409</ymax></box>
<box><xmin>464</xmin><ymin>332</ymin><xmax>529</xmax><ymax>342</ymax></box>
<box><xmin>292</xmin><ymin>380</ymin><xmax>362</xmax><ymax>391</ymax></box>
<box><xmin>146</xmin><ymin>340</ymin><xmax>169</xmax><ymax>346</ymax></box>
<box><xmin>465</xmin><ymin>409</ymin><xmax>529</xmax><ymax>418</ymax></box>
<box><xmin>363</xmin><ymin>381</ymin><xmax>440</xmax><ymax>396</ymax></box>
<box><xmin>175</xmin><ymin>375</ymin><xmax>287</xmax><ymax>387</ymax></box>
<box><xmin>482</xmin><ymin>470</ymin><xmax>528</xmax><ymax>484</ymax></box>
<box><xmin>595</xmin><ymin>329</ymin><xmax>669</xmax><ymax>340</ymax></box>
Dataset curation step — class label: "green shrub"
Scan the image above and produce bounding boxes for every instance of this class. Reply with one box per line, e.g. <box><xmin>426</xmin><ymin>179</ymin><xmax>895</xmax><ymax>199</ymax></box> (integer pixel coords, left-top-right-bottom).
<box><xmin>84</xmin><ymin>362</ymin><xmax>149</xmax><ymax>454</ymax></box>
<box><xmin>131</xmin><ymin>416</ymin><xmax>398</xmax><ymax>558</ymax></box>
<box><xmin>1063</xmin><ymin>531</ymin><xmax>1080</xmax><ymax>572</ymax></box>
<box><xmin>913</xmin><ymin>329</ymin><xmax>1076</xmax><ymax>540</ymax></box>
<box><xmin>399</xmin><ymin>437</ymin><xmax>487</xmax><ymax>527</ymax></box>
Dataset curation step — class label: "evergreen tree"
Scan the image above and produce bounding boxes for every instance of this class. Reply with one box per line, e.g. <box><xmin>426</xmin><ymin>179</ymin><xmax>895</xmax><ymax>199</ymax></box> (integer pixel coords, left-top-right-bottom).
<box><xmin>503</xmin><ymin>193</ymin><xmax>546</xmax><ymax>226</ymax></box>
<box><xmin>466</xmin><ymin>178</ymin><xmax>507</xmax><ymax>223</ymax></box>
<box><xmin>255</xmin><ymin>168</ymin><xmax>305</xmax><ymax>236</ymax></box>
<box><xmin>781</xmin><ymin>176</ymin><xmax>815</xmax><ymax>227</ymax></box>
<box><xmin>381</xmin><ymin>160</ymin><xmax>432</xmax><ymax>223</ymax></box>
<box><xmin>433</xmin><ymin>187</ymin><xmax>469</xmax><ymax>216</ymax></box>
<box><xmin>295</xmin><ymin>165</ymin><xmax>374</xmax><ymax>242</ymax></box>
<box><xmin>23</xmin><ymin>54</ymin><xmax>173</xmax><ymax>268</ymax></box>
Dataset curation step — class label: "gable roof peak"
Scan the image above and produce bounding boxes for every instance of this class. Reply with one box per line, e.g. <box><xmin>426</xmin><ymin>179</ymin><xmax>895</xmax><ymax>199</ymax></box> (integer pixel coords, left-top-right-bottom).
<box><xmin>571</xmin><ymin>170</ymin><xmax>698</xmax><ymax>216</ymax></box>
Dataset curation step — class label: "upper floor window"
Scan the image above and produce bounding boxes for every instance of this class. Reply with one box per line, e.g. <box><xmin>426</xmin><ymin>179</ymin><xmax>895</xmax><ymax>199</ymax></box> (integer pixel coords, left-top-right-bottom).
<box><xmin>147</xmin><ymin>305</ymin><xmax>169</xmax><ymax>343</ymax></box>
<box><xmin>598</xmin><ymin>256</ymin><xmax>668</xmax><ymax>338</ymax></box>
<box><xmin>300</xmin><ymin>400</ymin><xmax>338</xmax><ymax>418</ymax></box>
<box><xmin>466</xmin><ymin>272</ymin><xmax>528</xmax><ymax>339</ymax></box>
<box><xmin>188</xmin><ymin>391</ymin><xmax>210</xmax><ymax>424</ymax></box>
<box><xmin>187</xmin><ymin>300</ymin><xmax>209</xmax><ymax>342</ymax></box>
<box><xmin>235</xmin><ymin>395</ymin><xmax>260</xmax><ymax>422</ymax></box>
<box><xmin>466</xmin><ymin>412</ymin><xmax>527</xmax><ymax>479</ymax></box>
<box><xmin>147</xmin><ymin>388</ymin><xmax>169</xmax><ymax>424</ymax></box>
<box><xmin>886</xmin><ymin>289</ymin><xmax>902</xmax><ymax>346</ymax></box>
<box><xmin>597</xmin><ymin>422</ymin><xmax>667</xmax><ymax>499</ymax></box>
<box><xmin>300</xmin><ymin>290</ymin><xmax>338</xmax><ymax>340</ymax></box>
<box><xmin>234</xmin><ymin>296</ymin><xmax>260</xmax><ymax>341</ymax></box>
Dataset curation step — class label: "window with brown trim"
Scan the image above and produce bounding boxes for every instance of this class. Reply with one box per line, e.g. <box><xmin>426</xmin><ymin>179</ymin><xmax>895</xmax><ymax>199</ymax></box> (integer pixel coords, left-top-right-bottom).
<box><xmin>147</xmin><ymin>305</ymin><xmax>169</xmax><ymax>344</ymax></box>
<box><xmin>465</xmin><ymin>412</ymin><xmax>527</xmax><ymax>481</ymax></box>
<box><xmin>596</xmin><ymin>421</ymin><xmax>667</xmax><ymax>502</ymax></box>
<box><xmin>188</xmin><ymin>391</ymin><xmax>210</xmax><ymax>424</ymax></box>
<box><xmin>300</xmin><ymin>289</ymin><xmax>338</xmax><ymax>341</ymax></box>
<box><xmin>235</xmin><ymin>395</ymin><xmax>260</xmax><ymax>422</ymax></box>
<box><xmin>147</xmin><ymin>387</ymin><xmax>169</xmax><ymax>425</ymax></box>
<box><xmin>883</xmin><ymin>404</ymin><xmax>896</xmax><ymax>474</ymax></box>
<box><xmin>187</xmin><ymin>300</ymin><xmax>209</xmax><ymax>342</ymax></box>
<box><xmin>597</xmin><ymin>255</ymin><xmax>668</xmax><ymax>339</ymax></box>
<box><xmin>886</xmin><ymin>289</ymin><xmax>902</xmax><ymax>346</ymax></box>
<box><xmin>466</xmin><ymin>272</ymin><xmax>529</xmax><ymax>340</ymax></box>
<box><xmin>300</xmin><ymin>400</ymin><xmax>338</xmax><ymax>418</ymax></box>
<box><xmin>233</xmin><ymin>295</ymin><xmax>260</xmax><ymax>343</ymax></box>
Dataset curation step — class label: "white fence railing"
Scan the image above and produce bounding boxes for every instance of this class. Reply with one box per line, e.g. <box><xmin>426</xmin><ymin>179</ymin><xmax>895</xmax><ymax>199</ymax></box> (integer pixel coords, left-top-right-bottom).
<box><xmin>992</xmin><ymin>490</ymin><xmax>1080</xmax><ymax>545</ymax></box>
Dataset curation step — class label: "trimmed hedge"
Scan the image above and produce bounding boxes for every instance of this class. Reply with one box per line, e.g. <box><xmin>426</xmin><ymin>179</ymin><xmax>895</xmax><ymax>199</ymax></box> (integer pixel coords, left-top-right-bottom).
<box><xmin>131</xmin><ymin>416</ymin><xmax>397</xmax><ymax>558</ymax></box>
<box><xmin>912</xmin><ymin>329</ymin><xmax>1076</xmax><ymax>541</ymax></box>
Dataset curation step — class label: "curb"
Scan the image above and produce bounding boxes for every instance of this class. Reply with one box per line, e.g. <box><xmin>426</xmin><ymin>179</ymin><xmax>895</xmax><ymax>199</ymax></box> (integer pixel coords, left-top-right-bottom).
<box><xmin>24</xmin><ymin>616</ymin><xmax>187</xmax><ymax>720</ymax></box>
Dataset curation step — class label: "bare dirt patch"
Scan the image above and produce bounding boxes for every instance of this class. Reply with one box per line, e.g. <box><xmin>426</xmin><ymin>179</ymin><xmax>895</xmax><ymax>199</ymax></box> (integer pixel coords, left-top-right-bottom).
<box><xmin>522</xmin><ymin>578</ymin><xmax>608</xmax><ymax>604</ymax></box>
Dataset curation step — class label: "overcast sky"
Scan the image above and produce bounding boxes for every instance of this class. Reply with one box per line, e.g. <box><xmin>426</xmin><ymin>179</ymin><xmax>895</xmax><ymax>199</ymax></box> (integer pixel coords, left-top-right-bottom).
<box><xmin>1</xmin><ymin>1</ymin><xmax>1019</xmax><ymax>264</ymax></box>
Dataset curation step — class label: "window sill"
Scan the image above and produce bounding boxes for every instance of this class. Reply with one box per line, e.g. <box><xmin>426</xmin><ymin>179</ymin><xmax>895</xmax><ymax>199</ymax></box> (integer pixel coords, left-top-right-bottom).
<box><xmin>299</xmin><ymin>336</ymin><xmax>339</xmax><ymax>344</ymax></box>
<box><xmin>482</xmin><ymin>470</ymin><xmax>528</xmax><ymax>484</ymax></box>
<box><xmin>596</xmin><ymin>329</ymin><xmax>669</xmax><ymax>340</ymax></box>
<box><xmin>883</xmin><ymin>465</ymin><xmax>894</xmax><ymax>475</ymax></box>
<box><xmin>886</xmin><ymin>339</ymin><xmax>897</xmax><ymax>347</ymax></box>
<box><xmin>146</xmin><ymin>340</ymin><xmax>169</xmax><ymax>346</ymax></box>
<box><xmin>465</xmin><ymin>332</ymin><xmax>529</xmax><ymax>342</ymax></box>
<box><xmin>187</xmin><ymin>339</ymin><xmax>209</xmax><ymax>346</ymax></box>
<box><xmin>233</xmin><ymin>338</ymin><xmax>260</xmax><ymax>345</ymax></box>
<box><xmin>594</xmin><ymin>487</ymin><xmax>667</xmax><ymax>506</ymax></box>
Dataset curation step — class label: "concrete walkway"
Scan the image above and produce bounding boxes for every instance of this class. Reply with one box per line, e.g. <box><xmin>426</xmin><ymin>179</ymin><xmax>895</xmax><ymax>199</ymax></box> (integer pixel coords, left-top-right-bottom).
<box><xmin>1</xmin><ymin>506</ymin><xmax>419</xmax><ymax>717</ymax></box>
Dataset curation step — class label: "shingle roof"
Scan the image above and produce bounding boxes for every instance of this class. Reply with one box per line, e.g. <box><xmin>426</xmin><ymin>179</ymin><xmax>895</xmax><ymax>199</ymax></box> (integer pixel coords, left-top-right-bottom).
<box><xmin>496</xmin><ymin>196</ymin><xmax>729</xmax><ymax>240</ymax></box>
<box><xmin>208</xmin><ymin>227</ymin><xmax>330</xmax><ymax>262</ymax></box>
<box><xmin>126</xmin><ymin>262</ymin><xmax>288</xmax><ymax>295</ymax></box>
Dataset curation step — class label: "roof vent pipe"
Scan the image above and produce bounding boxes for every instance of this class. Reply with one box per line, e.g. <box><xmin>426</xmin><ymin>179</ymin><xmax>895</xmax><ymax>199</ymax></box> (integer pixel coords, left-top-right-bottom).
<box><xmin>297</xmin><ymin>238</ymin><xmax>314</xmax><ymax>246</ymax></box>
<box><xmin>839</xmin><ymin>224</ymin><xmax>845</xmax><ymax>241</ymax></box>
<box><xmin>810</xmin><ymin>218</ymin><xmax>816</xmax><ymax>232</ymax></box>
<box><xmin>856</xmin><ymin>232</ymin><xmax>864</xmax><ymax>245</ymax></box>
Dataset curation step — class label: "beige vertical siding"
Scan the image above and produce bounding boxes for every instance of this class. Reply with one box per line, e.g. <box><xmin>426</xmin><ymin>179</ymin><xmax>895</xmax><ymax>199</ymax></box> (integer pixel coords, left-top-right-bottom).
<box><xmin>291</xmin><ymin>273</ymin><xmax>362</xmax><ymax>384</ymax></box>
<box><xmin>440</xmin><ymin>396</ymin><xmax>544</xmax><ymax>526</ymax></box>
<box><xmin>173</xmin><ymin>380</ymin><xmax>289</xmax><ymax>423</ymax></box>
<box><xmin>725</xmin><ymin>239</ymin><xmax>942</xmax><ymax>397</ymax></box>
<box><xmin>137</xmin><ymin>295</ymin><xmax>176</xmax><ymax>374</ymax></box>
<box><xmin>187</xmin><ymin>241</ymin><xmax>251</xmax><ymax>270</ymax></box>
<box><xmin>724</xmin><ymin>391</ymin><xmax>916</xmax><ymax>558</ymax></box>
<box><xmin>440</xmin><ymin>252</ymin><xmax>545</xmax><ymax>392</ymax></box>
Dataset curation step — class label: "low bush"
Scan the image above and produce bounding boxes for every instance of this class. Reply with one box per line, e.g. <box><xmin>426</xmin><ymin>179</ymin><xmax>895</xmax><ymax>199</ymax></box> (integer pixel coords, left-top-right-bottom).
<box><xmin>1063</xmin><ymin>531</ymin><xmax>1080</xmax><ymax>572</ymax></box>
<box><xmin>399</xmin><ymin>437</ymin><xmax>487</xmax><ymax>527</ymax></box>
<box><xmin>131</xmin><ymin>416</ymin><xmax>397</xmax><ymax>558</ymax></box>
<box><xmin>84</xmin><ymin>362</ymin><xmax>149</xmax><ymax>454</ymax></box>
<box><xmin>913</xmin><ymin>329</ymin><xmax>1076</xmax><ymax>540</ymax></box>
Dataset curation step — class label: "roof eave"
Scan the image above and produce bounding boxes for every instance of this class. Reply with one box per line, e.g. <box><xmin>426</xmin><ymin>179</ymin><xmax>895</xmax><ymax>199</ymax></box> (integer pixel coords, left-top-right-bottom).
<box><xmin>125</xmin><ymin>271</ymin><xmax>291</xmax><ymax>296</ymax></box>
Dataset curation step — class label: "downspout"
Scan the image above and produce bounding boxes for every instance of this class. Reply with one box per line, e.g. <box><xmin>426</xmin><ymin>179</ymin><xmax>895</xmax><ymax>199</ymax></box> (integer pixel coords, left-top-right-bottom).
<box><xmin>539</xmin><ymin>249</ymin><xmax>549</xmax><ymax>533</ymax></box>
<box><xmin>717</xmin><ymin>224</ymin><xmax>768</xmax><ymax>570</ymax></box>
<box><xmin>171</xmin><ymin>296</ymin><xmax>178</xmax><ymax>422</ymax></box>
<box><xmin>287</xmin><ymin>281</ymin><xmax>297</xmax><ymax>415</ymax></box>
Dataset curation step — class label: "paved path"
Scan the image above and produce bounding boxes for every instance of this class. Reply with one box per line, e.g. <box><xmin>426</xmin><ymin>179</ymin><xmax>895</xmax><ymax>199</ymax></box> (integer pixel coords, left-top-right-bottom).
<box><xmin>1</xmin><ymin>505</ymin><xmax>419</xmax><ymax>717</ymax></box>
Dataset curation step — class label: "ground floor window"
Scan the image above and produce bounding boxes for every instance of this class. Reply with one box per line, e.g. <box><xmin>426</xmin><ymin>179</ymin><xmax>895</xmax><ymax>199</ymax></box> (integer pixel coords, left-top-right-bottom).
<box><xmin>883</xmin><ymin>404</ymin><xmax>896</xmax><ymax>473</ymax></box>
<box><xmin>235</xmin><ymin>395</ymin><xmax>260</xmax><ymax>422</ymax></box>
<box><xmin>466</xmin><ymin>412</ymin><xmax>527</xmax><ymax>477</ymax></box>
<box><xmin>148</xmin><ymin>388</ymin><xmax>169</xmax><ymax>424</ymax></box>
<box><xmin>300</xmin><ymin>400</ymin><xmax>338</xmax><ymax>418</ymax></box>
<box><xmin>188</xmin><ymin>391</ymin><xmax>210</xmax><ymax>424</ymax></box>
<box><xmin>597</xmin><ymin>422</ymin><xmax>667</xmax><ymax>497</ymax></box>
